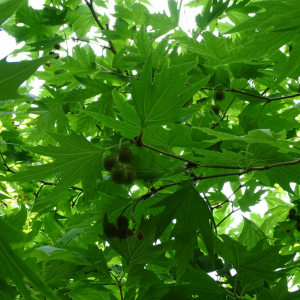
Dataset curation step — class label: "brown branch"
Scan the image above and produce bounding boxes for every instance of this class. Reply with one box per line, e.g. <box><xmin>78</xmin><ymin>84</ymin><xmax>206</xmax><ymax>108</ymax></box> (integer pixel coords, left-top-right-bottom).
<box><xmin>84</xmin><ymin>0</ymin><xmax>117</xmax><ymax>54</ymax></box>
<box><xmin>194</xmin><ymin>158</ymin><xmax>300</xmax><ymax>181</ymax></box>
<box><xmin>34</xmin><ymin>183</ymin><xmax>45</xmax><ymax>199</ymax></box>
<box><xmin>119</xmin><ymin>285</ymin><xmax>124</xmax><ymax>300</ymax></box>
<box><xmin>40</xmin><ymin>181</ymin><xmax>83</xmax><ymax>192</ymax></box>
<box><xmin>0</xmin><ymin>151</ymin><xmax>16</xmax><ymax>174</ymax></box>
<box><xmin>267</xmin><ymin>93</ymin><xmax>300</xmax><ymax>103</ymax></box>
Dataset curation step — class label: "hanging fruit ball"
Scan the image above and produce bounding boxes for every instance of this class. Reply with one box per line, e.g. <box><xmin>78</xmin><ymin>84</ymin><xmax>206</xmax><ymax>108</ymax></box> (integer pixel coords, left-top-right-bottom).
<box><xmin>118</xmin><ymin>146</ymin><xmax>133</xmax><ymax>164</ymax></box>
<box><xmin>103</xmin><ymin>155</ymin><xmax>119</xmax><ymax>171</ymax></box>
<box><xmin>124</xmin><ymin>166</ymin><xmax>136</xmax><ymax>185</ymax></box>
<box><xmin>289</xmin><ymin>208</ymin><xmax>296</xmax><ymax>219</ymax></box>
<box><xmin>54</xmin><ymin>44</ymin><xmax>61</xmax><ymax>50</ymax></box>
<box><xmin>117</xmin><ymin>216</ymin><xmax>129</xmax><ymax>228</ymax></box>
<box><xmin>213</xmin><ymin>90</ymin><xmax>225</xmax><ymax>102</ymax></box>
<box><xmin>103</xmin><ymin>223</ymin><xmax>117</xmax><ymax>238</ymax></box>
<box><xmin>211</xmin><ymin>105</ymin><xmax>220</xmax><ymax>115</ymax></box>
<box><xmin>110</xmin><ymin>165</ymin><xmax>128</xmax><ymax>184</ymax></box>
<box><xmin>116</xmin><ymin>226</ymin><xmax>128</xmax><ymax>239</ymax></box>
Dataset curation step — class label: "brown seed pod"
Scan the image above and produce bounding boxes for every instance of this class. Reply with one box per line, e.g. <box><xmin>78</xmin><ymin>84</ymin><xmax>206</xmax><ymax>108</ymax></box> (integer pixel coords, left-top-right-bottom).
<box><xmin>126</xmin><ymin>229</ymin><xmax>133</xmax><ymax>237</ymax></box>
<box><xmin>136</xmin><ymin>231</ymin><xmax>144</xmax><ymax>240</ymax></box>
<box><xmin>286</xmin><ymin>229</ymin><xmax>291</xmax><ymax>234</ymax></box>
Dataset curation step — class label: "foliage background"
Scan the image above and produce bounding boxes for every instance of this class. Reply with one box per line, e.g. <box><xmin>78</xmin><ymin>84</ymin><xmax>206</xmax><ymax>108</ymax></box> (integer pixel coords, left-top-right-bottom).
<box><xmin>1</xmin><ymin>0</ymin><xmax>300</xmax><ymax>299</ymax></box>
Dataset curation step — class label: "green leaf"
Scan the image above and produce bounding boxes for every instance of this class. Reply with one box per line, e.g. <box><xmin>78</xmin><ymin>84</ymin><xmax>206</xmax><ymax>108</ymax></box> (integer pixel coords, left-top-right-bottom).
<box><xmin>214</xmin><ymin>234</ymin><xmax>282</xmax><ymax>280</ymax></box>
<box><xmin>272</xmin><ymin>35</ymin><xmax>300</xmax><ymax>88</ymax></box>
<box><xmin>0</xmin><ymin>238</ymin><xmax>58</xmax><ymax>300</ymax></box>
<box><xmin>238</xmin><ymin>185</ymin><xmax>265</xmax><ymax>212</ymax></box>
<box><xmin>0</xmin><ymin>55</ymin><xmax>52</xmax><ymax>101</ymax></box>
<box><xmin>161</xmin><ymin>266</ymin><xmax>227</xmax><ymax>300</ymax></box>
<box><xmin>106</xmin><ymin>217</ymin><xmax>174</xmax><ymax>268</ymax></box>
<box><xmin>238</xmin><ymin>217</ymin><xmax>267</xmax><ymax>250</ymax></box>
<box><xmin>151</xmin><ymin>181</ymin><xmax>214</xmax><ymax>281</ymax></box>
<box><xmin>130</xmin><ymin>55</ymin><xmax>210</xmax><ymax>127</ymax></box>
<box><xmin>7</xmin><ymin>131</ymin><xmax>104</xmax><ymax>211</ymax></box>
<box><xmin>196</xmin><ymin>0</ymin><xmax>230</xmax><ymax>31</ymax></box>
<box><xmin>0</xmin><ymin>0</ymin><xmax>27</xmax><ymax>25</ymax></box>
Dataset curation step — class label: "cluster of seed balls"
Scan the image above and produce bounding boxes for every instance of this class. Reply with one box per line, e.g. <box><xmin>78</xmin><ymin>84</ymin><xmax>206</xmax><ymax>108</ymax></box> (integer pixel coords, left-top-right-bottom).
<box><xmin>103</xmin><ymin>146</ymin><xmax>136</xmax><ymax>185</ymax></box>
<box><xmin>287</xmin><ymin>208</ymin><xmax>300</xmax><ymax>232</ymax></box>
<box><xmin>211</xmin><ymin>90</ymin><xmax>225</xmax><ymax>115</ymax></box>
<box><xmin>103</xmin><ymin>216</ymin><xmax>143</xmax><ymax>240</ymax></box>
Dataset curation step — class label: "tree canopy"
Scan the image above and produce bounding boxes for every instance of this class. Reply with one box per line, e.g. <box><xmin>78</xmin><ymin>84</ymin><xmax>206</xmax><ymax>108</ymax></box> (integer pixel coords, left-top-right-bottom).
<box><xmin>1</xmin><ymin>0</ymin><xmax>300</xmax><ymax>299</ymax></box>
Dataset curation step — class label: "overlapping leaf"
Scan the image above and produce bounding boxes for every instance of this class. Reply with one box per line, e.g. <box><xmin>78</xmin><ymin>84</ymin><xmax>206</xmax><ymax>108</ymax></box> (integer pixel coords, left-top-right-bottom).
<box><xmin>7</xmin><ymin>131</ymin><xmax>104</xmax><ymax>211</ymax></box>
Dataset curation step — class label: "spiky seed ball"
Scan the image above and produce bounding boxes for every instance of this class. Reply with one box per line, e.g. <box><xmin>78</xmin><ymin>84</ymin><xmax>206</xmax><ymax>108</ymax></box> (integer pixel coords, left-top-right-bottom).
<box><xmin>213</xmin><ymin>90</ymin><xmax>225</xmax><ymax>102</ymax></box>
<box><xmin>103</xmin><ymin>223</ymin><xmax>117</xmax><ymax>238</ymax></box>
<box><xmin>124</xmin><ymin>166</ymin><xmax>136</xmax><ymax>185</ymax></box>
<box><xmin>54</xmin><ymin>44</ymin><xmax>61</xmax><ymax>50</ymax></box>
<box><xmin>295</xmin><ymin>215</ymin><xmax>300</xmax><ymax>223</ymax></box>
<box><xmin>211</xmin><ymin>105</ymin><xmax>220</xmax><ymax>115</ymax></box>
<box><xmin>110</xmin><ymin>165</ymin><xmax>127</xmax><ymax>184</ymax></box>
<box><xmin>136</xmin><ymin>231</ymin><xmax>144</xmax><ymax>240</ymax></box>
<box><xmin>103</xmin><ymin>155</ymin><xmax>119</xmax><ymax>171</ymax></box>
<box><xmin>118</xmin><ymin>146</ymin><xmax>133</xmax><ymax>164</ymax></box>
<box><xmin>286</xmin><ymin>229</ymin><xmax>291</xmax><ymax>234</ymax></box>
<box><xmin>297</xmin><ymin>223</ymin><xmax>300</xmax><ymax>232</ymax></box>
<box><xmin>117</xmin><ymin>216</ymin><xmax>129</xmax><ymax>228</ymax></box>
<box><xmin>126</xmin><ymin>229</ymin><xmax>133</xmax><ymax>237</ymax></box>
<box><xmin>116</xmin><ymin>226</ymin><xmax>128</xmax><ymax>239</ymax></box>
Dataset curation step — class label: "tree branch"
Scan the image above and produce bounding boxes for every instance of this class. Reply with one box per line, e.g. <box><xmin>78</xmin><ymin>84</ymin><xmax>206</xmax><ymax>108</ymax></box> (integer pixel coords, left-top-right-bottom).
<box><xmin>194</xmin><ymin>158</ymin><xmax>300</xmax><ymax>181</ymax></box>
<box><xmin>84</xmin><ymin>0</ymin><xmax>117</xmax><ymax>54</ymax></box>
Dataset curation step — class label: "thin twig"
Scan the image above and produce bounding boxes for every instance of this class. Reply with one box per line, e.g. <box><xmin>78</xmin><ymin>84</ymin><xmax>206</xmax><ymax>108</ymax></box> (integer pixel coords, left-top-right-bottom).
<box><xmin>0</xmin><ymin>151</ymin><xmax>15</xmax><ymax>173</ymax></box>
<box><xmin>217</xmin><ymin>208</ymin><xmax>240</xmax><ymax>227</ymax></box>
<box><xmin>84</xmin><ymin>0</ymin><xmax>117</xmax><ymax>54</ymax></box>
<box><xmin>96</xmin><ymin>124</ymin><xmax>102</xmax><ymax>131</ymax></box>
<box><xmin>213</xmin><ymin>184</ymin><xmax>243</xmax><ymax>210</ymax></box>
<box><xmin>34</xmin><ymin>183</ymin><xmax>45</xmax><ymax>199</ymax></box>
<box><xmin>139</xmin><ymin>142</ymin><xmax>199</xmax><ymax>165</ymax></box>
<box><xmin>119</xmin><ymin>285</ymin><xmax>124</xmax><ymax>300</ymax></box>
<box><xmin>0</xmin><ymin>200</ymin><xmax>8</xmax><ymax>207</ymax></box>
